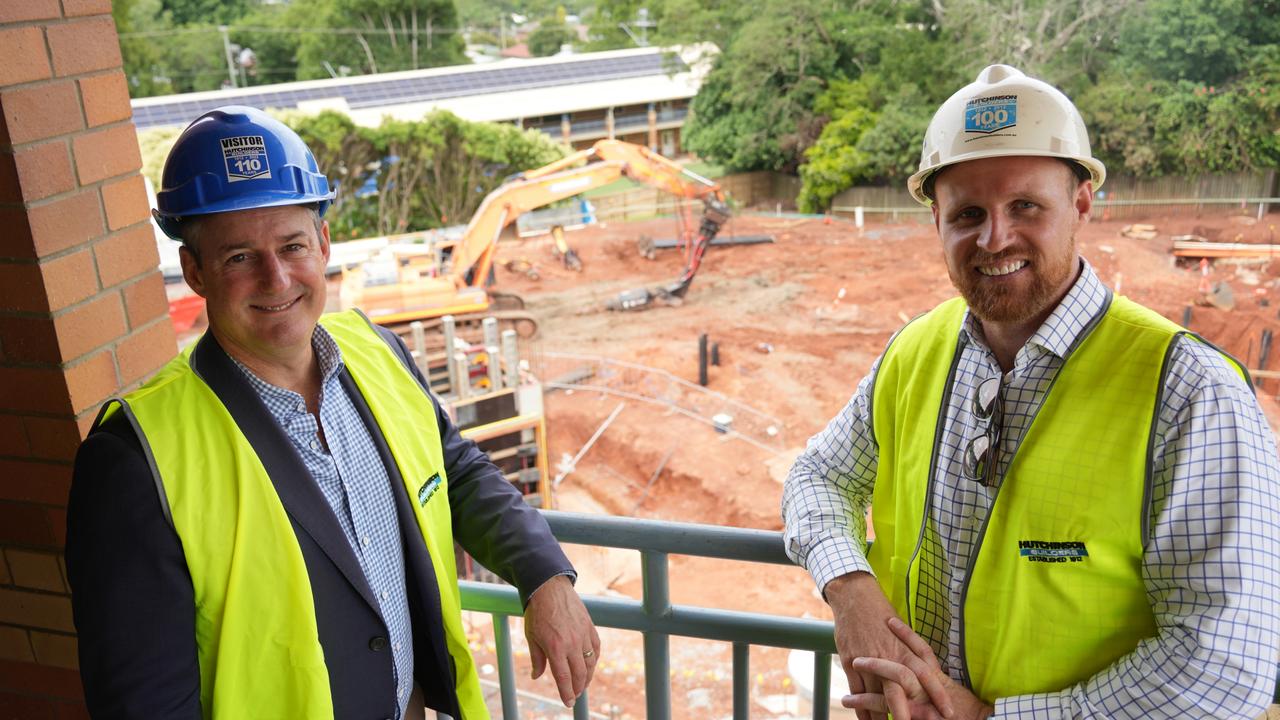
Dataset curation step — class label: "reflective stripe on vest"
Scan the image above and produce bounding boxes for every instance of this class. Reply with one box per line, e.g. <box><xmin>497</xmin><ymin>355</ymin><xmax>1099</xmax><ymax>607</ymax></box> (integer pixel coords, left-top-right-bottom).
<box><xmin>100</xmin><ymin>310</ymin><xmax>488</xmax><ymax>719</ymax></box>
<box><xmin>866</xmin><ymin>294</ymin><xmax>1238</xmax><ymax>701</ymax></box>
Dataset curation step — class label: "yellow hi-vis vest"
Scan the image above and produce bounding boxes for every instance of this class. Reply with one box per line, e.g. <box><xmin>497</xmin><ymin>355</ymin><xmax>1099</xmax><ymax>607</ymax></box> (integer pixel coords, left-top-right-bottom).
<box><xmin>97</xmin><ymin>310</ymin><xmax>488</xmax><ymax>719</ymax></box>
<box><xmin>866</xmin><ymin>294</ymin><xmax>1245</xmax><ymax>702</ymax></box>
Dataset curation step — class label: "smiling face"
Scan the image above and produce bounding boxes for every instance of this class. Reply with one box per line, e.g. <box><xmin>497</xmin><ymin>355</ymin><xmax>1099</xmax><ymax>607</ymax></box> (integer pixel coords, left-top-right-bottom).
<box><xmin>931</xmin><ymin>156</ymin><xmax>1092</xmax><ymax>332</ymax></box>
<box><xmin>180</xmin><ymin>204</ymin><xmax>330</xmax><ymax>369</ymax></box>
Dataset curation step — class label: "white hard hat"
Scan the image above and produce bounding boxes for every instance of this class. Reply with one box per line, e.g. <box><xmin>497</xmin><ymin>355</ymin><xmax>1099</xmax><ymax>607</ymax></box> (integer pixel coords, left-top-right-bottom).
<box><xmin>907</xmin><ymin>64</ymin><xmax>1105</xmax><ymax>205</ymax></box>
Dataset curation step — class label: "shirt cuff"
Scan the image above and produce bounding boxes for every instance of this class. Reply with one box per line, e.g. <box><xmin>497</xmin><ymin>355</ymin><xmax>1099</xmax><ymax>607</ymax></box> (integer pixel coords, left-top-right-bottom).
<box><xmin>804</xmin><ymin>535</ymin><xmax>874</xmax><ymax>597</ymax></box>
<box><xmin>992</xmin><ymin>691</ymin><xmax>1072</xmax><ymax>718</ymax></box>
<box><xmin>523</xmin><ymin>570</ymin><xmax>578</xmax><ymax>609</ymax></box>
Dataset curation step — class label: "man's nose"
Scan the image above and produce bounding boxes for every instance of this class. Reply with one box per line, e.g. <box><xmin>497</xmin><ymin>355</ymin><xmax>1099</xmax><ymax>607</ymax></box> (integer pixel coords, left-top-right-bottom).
<box><xmin>978</xmin><ymin>212</ymin><xmax>1015</xmax><ymax>254</ymax></box>
<box><xmin>257</xmin><ymin>253</ymin><xmax>290</xmax><ymax>291</ymax></box>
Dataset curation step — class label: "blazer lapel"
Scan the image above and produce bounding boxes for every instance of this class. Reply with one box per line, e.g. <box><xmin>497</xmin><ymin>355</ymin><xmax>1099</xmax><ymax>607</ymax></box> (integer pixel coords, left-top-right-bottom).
<box><xmin>189</xmin><ymin>333</ymin><xmax>382</xmax><ymax>615</ymax></box>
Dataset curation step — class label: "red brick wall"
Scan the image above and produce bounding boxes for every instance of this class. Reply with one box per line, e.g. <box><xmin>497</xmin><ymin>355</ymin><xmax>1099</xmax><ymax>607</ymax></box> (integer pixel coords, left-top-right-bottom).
<box><xmin>0</xmin><ymin>2</ymin><xmax>176</xmax><ymax>716</ymax></box>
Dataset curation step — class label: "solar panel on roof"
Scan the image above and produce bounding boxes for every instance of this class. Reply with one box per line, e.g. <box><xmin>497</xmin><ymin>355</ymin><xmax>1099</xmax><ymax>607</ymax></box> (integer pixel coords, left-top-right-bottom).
<box><xmin>132</xmin><ymin>52</ymin><xmax>691</xmax><ymax>129</ymax></box>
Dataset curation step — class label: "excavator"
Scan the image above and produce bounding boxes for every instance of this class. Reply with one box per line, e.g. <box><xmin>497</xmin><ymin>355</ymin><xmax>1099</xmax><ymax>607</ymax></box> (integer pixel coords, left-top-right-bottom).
<box><xmin>339</xmin><ymin>139</ymin><xmax>731</xmax><ymax>335</ymax></box>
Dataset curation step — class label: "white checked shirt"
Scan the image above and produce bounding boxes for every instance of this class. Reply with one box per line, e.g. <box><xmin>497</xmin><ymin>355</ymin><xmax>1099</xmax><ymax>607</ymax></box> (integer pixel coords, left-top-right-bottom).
<box><xmin>782</xmin><ymin>260</ymin><xmax>1280</xmax><ymax>718</ymax></box>
<box><xmin>234</xmin><ymin>326</ymin><xmax>417</xmax><ymax>719</ymax></box>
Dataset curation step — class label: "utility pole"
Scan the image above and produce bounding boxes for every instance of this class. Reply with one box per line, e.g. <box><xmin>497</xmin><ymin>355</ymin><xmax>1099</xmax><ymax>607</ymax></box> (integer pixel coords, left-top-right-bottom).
<box><xmin>218</xmin><ymin>25</ymin><xmax>237</xmax><ymax>88</ymax></box>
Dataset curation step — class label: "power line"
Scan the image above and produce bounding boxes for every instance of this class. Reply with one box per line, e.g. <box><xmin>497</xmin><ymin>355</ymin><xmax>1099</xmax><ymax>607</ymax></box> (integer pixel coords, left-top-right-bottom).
<box><xmin>119</xmin><ymin>24</ymin><xmax>467</xmax><ymax>38</ymax></box>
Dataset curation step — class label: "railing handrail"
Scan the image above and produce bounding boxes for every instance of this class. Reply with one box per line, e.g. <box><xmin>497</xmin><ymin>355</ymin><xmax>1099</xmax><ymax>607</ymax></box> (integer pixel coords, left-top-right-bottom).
<box><xmin>459</xmin><ymin>510</ymin><xmax>839</xmax><ymax>719</ymax></box>
<box><xmin>542</xmin><ymin>509</ymin><xmax>793</xmax><ymax>564</ymax></box>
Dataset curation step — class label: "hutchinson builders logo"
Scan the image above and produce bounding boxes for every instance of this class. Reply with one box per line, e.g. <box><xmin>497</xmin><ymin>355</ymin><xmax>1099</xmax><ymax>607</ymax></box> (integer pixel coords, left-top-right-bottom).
<box><xmin>221</xmin><ymin>135</ymin><xmax>272</xmax><ymax>182</ymax></box>
<box><xmin>965</xmin><ymin>94</ymin><xmax>1018</xmax><ymax>134</ymax></box>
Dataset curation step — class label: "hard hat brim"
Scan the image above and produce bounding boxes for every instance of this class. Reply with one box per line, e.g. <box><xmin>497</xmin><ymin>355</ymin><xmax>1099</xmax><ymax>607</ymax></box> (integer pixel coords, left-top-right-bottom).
<box><xmin>908</xmin><ymin>150</ymin><xmax>1106</xmax><ymax>206</ymax></box>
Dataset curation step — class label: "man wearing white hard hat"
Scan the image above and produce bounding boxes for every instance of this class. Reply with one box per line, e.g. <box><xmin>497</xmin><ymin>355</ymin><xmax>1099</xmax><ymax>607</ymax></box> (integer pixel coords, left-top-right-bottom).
<box><xmin>783</xmin><ymin>65</ymin><xmax>1280</xmax><ymax>719</ymax></box>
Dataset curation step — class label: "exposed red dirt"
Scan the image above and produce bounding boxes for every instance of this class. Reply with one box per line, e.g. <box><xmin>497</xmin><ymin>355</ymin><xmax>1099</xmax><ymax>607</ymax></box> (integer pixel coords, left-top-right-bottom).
<box><xmin>471</xmin><ymin>209</ymin><xmax>1280</xmax><ymax>718</ymax></box>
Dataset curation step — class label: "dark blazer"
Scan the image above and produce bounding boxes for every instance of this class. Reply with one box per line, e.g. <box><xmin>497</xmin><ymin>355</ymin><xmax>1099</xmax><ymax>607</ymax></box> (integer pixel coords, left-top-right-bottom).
<box><xmin>66</xmin><ymin>327</ymin><xmax>572</xmax><ymax>720</ymax></box>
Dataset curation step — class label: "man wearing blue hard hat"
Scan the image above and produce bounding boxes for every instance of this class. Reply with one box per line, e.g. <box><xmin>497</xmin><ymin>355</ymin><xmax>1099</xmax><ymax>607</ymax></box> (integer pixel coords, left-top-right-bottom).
<box><xmin>66</xmin><ymin>106</ymin><xmax>599</xmax><ymax>719</ymax></box>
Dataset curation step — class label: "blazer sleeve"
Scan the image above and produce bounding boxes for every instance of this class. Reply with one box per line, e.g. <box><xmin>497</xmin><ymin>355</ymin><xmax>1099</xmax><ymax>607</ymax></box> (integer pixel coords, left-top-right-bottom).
<box><xmin>374</xmin><ymin>325</ymin><xmax>575</xmax><ymax>606</ymax></box>
<box><xmin>65</xmin><ymin>414</ymin><xmax>202</xmax><ymax>719</ymax></box>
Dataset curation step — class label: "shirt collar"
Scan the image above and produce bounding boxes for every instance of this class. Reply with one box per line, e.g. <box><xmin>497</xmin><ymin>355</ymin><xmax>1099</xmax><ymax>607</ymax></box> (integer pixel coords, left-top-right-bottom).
<box><xmin>961</xmin><ymin>257</ymin><xmax>1109</xmax><ymax>361</ymax></box>
<box><xmin>230</xmin><ymin>324</ymin><xmax>346</xmax><ymax>409</ymax></box>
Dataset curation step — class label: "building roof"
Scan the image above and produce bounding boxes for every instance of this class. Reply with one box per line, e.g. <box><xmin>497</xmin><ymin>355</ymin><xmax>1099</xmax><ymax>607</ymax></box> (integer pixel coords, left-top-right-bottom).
<box><xmin>131</xmin><ymin>45</ymin><xmax>714</xmax><ymax>130</ymax></box>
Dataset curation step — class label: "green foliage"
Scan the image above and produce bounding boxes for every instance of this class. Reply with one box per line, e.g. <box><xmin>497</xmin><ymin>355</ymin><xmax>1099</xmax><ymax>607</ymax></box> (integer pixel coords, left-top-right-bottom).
<box><xmin>1079</xmin><ymin>46</ymin><xmax>1280</xmax><ymax>176</ymax></box>
<box><xmin>294</xmin><ymin>0</ymin><xmax>465</xmax><ymax>80</ymax></box>
<box><xmin>528</xmin><ymin>19</ymin><xmax>575</xmax><ymax>56</ymax></box>
<box><xmin>797</xmin><ymin>80</ymin><xmax>931</xmax><ymax>212</ymax></box>
<box><xmin>1115</xmin><ymin>0</ymin><xmax>1252</xmax><ymax>84</ymax></box>
<box><xmin>162</xmin><ymin>0</ymin><xmax>250</xmax><ymax>26</ymax></box>
<box><xmin>682</xmin><ymin>0</ymin><xmax>866</xmax><ymax>173</ymax></box>
<box><xmin>119</xmin><ymin>0</ymin><xmax>469</xmax><ymax>96</ymax></box>
<box><xmin>285</xmin><ymin>110</ymin><xmax>567</xmax><ymax>239</ymax></box>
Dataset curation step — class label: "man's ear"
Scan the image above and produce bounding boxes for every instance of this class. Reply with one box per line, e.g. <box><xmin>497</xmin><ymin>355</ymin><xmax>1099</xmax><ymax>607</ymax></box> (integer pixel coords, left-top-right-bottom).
<box><xmin>1075</xmin><ymin>181</ymin><xmax>1094</xmax><ymax>225</ymax></box>
<box><xmin>179</xmin><ymin>245</ymin><xmax>206</xmax><ymax>298</ymax></box>
<box><xmin>319</xmin><ymin>220</ymin><xmax>331</xmax><ymax>263</ymax></box>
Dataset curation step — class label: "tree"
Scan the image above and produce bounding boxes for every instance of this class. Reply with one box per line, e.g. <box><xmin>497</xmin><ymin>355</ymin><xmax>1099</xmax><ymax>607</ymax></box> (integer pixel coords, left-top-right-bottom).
<box><xmin>927</xmin><ymin>0</ymin><xmax>1135</xmax><ymax>83</ymax></box>
<box><xmin>288</xmin><ymin>110</ymin><xmax>567</xmax><ymax>238</ymax></box>
<box><xmin>1114</xmin><ymin>0</ymin><xmax>1252</xmax><ymax>85</ymax></box>
<box><xmin>161</xmin><ymin>0</ymin><xmax>250</xmax><ymax>26</ymax></box>
<box><xmin>682</xmin><ymin>0</ymin><xmax>862</xmax><ymax>173</ymax></box>
<box><xmin>528</xmin><ymin>8</ymin><xmax>575</xmax><ymax>56</ymax></box>
<box><xmin>294</xmin><ymin>0</ymin><xmax>466</xmax><ymax>79</ymax></box>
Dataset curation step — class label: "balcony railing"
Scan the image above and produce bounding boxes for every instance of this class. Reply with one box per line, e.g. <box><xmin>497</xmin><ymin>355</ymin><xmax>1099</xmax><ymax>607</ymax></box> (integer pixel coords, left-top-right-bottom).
<box><xmin>460</xmin><ymin>510</ymin><xmax>839</xmax><ymax>719</ymax></box>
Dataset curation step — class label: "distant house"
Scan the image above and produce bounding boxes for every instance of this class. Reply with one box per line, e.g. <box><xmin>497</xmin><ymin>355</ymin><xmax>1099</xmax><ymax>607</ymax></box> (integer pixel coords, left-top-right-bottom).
<box><xmin>131</xmin><ymin>45</ymin><xmax>716</xmax><ymax>157</ymax></box>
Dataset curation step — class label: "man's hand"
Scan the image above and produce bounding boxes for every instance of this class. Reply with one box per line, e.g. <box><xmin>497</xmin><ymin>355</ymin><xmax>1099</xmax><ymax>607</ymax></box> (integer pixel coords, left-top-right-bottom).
<box><xmin>523</xmin><ymin>574</ymin><xmax>600</xmax><ymax>707</ymax></box>
<box><xmin>843</xmin><ymin>617</ymin><xmax>993</xmax><ymax>720</ymax></box>
<box><xmin>826</xmin><ymin>572</ymin><xmax>953</xmax><ymax>720</ymax></box>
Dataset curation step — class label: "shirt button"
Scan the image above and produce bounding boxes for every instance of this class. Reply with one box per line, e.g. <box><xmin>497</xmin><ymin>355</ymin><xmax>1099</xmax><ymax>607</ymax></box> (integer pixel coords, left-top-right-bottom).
<box><xmin>369</xmin><ymin>636</ymin><xmax>388</xmax><ymax>651</ymax></box>
<box><xmin>296</xmin><ymin>401</ymin><xmax>306</xmax><ymax>413</ymax></box>
<box><xmin>394</xmin><ymin>642</ymin><xmax>402</xmax><ymax>651</ymax></box>
<box><xmin>310</xmin><ymin>440</ymin><xmax>320</xmax><ymax>451</ymax></box>
<box><xmin>361</xmin><ymin>536</ymin><xmax>370</xmax><ymax>547</ymax></box>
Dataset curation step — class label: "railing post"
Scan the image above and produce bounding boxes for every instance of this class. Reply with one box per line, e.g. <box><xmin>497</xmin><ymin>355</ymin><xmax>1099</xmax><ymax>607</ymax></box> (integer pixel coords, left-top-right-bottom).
<box><xmin>574</xmin><ymin>688</ymin><xmax>591</xmax><ymax>720</ymax></box>
<box><xmin>493</xmin><ymin>614</ymin><xmax>520</xmax><ymax>719</ymax></box>
<box><xmin>642</xmin><ymin>550</ymin><xmax>671</xmax><ymax>719</ymax></box>
<box><xmin>812</xmin><ymin>652</ymin><xmax>831</xmax><ymax>720</ymax></box>
<box><xmin>732</xmin><ymin>642</ymin><xmax>749</xmax><ymax>720</ymax></box>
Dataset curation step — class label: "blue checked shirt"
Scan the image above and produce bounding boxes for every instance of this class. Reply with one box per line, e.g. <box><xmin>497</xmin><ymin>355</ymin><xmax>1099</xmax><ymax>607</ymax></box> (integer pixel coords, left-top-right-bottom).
<box><xmin>782</xmin><ymin>260</ymin><xmax>1280</xmax><ymax>718</ymax></box>
<box><xmin>234</xmin><ymin>325</ymin><xmax>416</xmax><ymax>719</ymax></box>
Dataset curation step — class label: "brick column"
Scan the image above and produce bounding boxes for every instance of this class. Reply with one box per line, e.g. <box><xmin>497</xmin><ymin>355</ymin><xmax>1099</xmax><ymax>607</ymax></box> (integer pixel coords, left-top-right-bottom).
<box><xmin>0</xmin><ymin>1</ymin><xmax>177</xmax><ymax>715</ymax></box>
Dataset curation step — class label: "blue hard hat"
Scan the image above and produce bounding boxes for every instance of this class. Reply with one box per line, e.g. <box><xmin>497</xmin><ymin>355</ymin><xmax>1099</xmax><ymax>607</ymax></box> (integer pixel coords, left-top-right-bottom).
<box><xmin>152</xmin><ymin>105</ymin><xmax>336</xmax><ymax>240</ymax></box>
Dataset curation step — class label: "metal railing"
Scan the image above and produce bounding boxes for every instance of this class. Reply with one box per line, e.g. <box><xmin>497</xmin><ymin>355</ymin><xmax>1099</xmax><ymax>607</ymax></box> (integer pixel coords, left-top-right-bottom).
<box><xmin>460</xmin><ymin>511</ymin><xmax>838</xmax><ymax>719</ymax></box>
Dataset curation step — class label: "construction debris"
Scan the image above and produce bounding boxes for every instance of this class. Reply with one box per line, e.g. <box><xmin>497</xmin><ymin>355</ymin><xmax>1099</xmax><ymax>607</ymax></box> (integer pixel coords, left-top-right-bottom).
<box><xmin>1122</xmin><ymin>223</ymin><xmax>1159</xmax><ymax>240</ymax></box>
<box><xmin>651</xmin><ymin>235</ymin><xmax>775</xmax><ymax>250</ymax></box>
<box><xmin>1173</xmin><ymin>239</ymin><xmax>1280</xmax><ymax>259</ymax></box>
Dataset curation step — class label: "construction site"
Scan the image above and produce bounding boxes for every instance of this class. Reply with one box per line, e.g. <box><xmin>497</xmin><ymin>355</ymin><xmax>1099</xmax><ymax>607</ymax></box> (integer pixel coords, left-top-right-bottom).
<box><xmin>461</xmin><ymin>206</ymin><xmax>1280</xmax><ymax>718</ymax></box>
<box><xmin>164</xmin><ymin>169</ymin><xmax>1280</xmax><ymax>717</ymax></box>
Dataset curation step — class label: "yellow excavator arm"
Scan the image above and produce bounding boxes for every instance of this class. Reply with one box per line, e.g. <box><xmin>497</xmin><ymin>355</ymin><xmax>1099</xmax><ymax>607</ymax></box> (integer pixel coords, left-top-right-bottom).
<box><xmin>342</xmin><ymin>140</ymin><xmax>730</xmax><ymax>327</ymax></box>
<box><xmin>448</xmin><ymin>139</ymin><xmax>728</xmax><ymax>290</ymax></box>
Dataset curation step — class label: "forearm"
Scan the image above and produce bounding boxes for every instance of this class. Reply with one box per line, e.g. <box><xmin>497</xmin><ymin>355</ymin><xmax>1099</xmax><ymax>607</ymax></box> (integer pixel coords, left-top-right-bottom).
<box><xmin>437</xmin><ymin>401</ymin><xmax>573</xmax><ymax>603</ymax></box>
<box><xmin>782</xmin><ymin>367</ymin><xmax>880</xmax><ymax>590</ymax></box>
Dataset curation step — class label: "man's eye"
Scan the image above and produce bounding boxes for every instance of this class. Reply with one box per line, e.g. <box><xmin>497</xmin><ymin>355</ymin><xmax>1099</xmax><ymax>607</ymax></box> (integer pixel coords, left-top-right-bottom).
<box><xmin>956</xmin><ymin>208</ymin><xmax>982</xmax><ymax>220</ymax></box>
<box><xmin>226</xmin><ymin>253</ymin><xmax>248</xmax><ymax>265</ymax></box>
<box><xmin>1015</xmin><ymin>200</ymin><xmax>1037</xmax><ymax>210</ymax></box>
<box><xmin>284</xmin><ymin>243</ymin><xmax>305</xmax><ymax>253</ymax></box>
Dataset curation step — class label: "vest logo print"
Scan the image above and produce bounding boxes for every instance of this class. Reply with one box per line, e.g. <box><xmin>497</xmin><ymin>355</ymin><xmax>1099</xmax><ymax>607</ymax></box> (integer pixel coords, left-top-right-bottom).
<box><xmin>220</xmin><ymin>135</ymin><xmax>271</xmax><ymax>182</ymax></box>
<box><xmin>965</xmin><ymin>95</ymin><xmax>1017</xmax><ymax>133</ymax></box>
<box><xmin>1018</xmin><ymin>540</ymin><xmax>1088</xmax><ymax>563</ymax></box>
<box><xmin>417</xmin><ymin>473</ymin><xmax>442</xmax><ymax>507</ymax></box>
